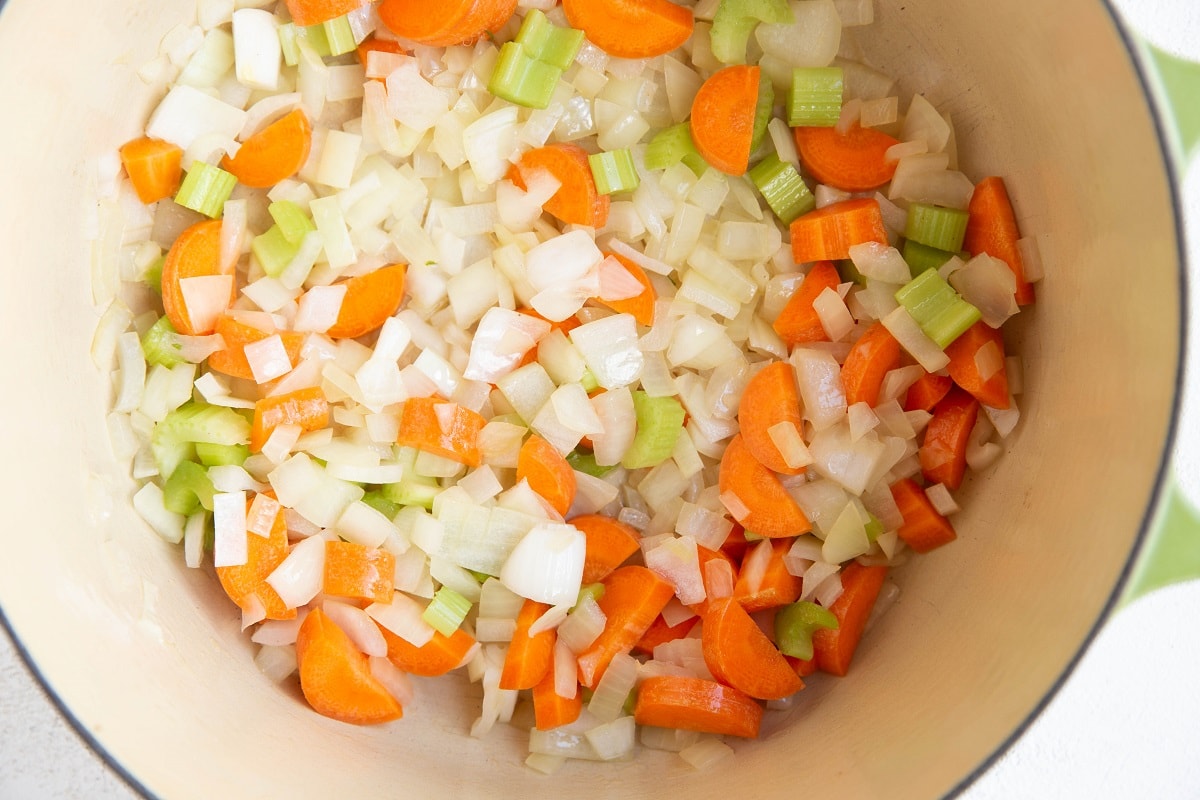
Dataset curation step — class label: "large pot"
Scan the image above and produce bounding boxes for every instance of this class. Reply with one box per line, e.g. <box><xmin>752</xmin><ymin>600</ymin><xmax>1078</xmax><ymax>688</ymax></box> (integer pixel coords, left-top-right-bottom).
<box><xmin>0</xmin><ymin>1</ymin><xmax>1195</xmax><ymax>797</ymax></box>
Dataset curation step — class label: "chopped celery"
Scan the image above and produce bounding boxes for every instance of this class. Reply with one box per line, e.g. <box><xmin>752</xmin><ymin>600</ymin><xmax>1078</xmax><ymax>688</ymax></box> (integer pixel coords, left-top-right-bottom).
<box><xmin>162</xmin><ymin>460</ymin><xmax>216</xmax><ymax>515</ymax></box>
<box><xmin>175</xmin><ymin>162</ymin><xmax>237</xmax><ymax>219</ymax></box>
<box><xmin>466</xmin><ymin>569</ymin><xmax>491</xmax><ymax>583</ymax></box>
<box><xmin>788</xmin><ymin>67</ymin><xmax>844</xmax><ymax>127</ymax></box>
<box><xmin>905</xmin><ymin>203</ymin><xmax>971</xmax><ymax>253</ymax></box>
<box><xmin>836</xmin><ymin>258</ymin><xmax>867</xmax><ymax>286</ymax></box>
<box><xmin>903</xmin><ymin>239</ymin><xmax>967</xmax><ymax>275</ymax></box>
<box><xmin>252</xmin><ymin>225</ymin><xmax>301</xmax><ymax>277</ymax></box>
<box><xmin>516</xmin><ymin>9</ymin><xmax>585</xmax><ymax>71</ymax></box>
<box><xmin>268</xmin><ymin>200</ymin><xmax>315</xmax><ymax>244</ymax></box>
<box><xmin>322</xmin><ymin>15</ymin><xmax>357</xmax><ymax>57</ymax></box>
<box><xmin>774</xmin><ymin>601</ymin><xmax>839</xmax><ymax>661</ymax></box>
<box><xmin>142</xmin><ymin>256</ymin><xmax>164</xmax><ymax>295</ymax></box>
<box><xmin>361</xmin><ymin>490</ymin><xmax>402</xmax><ymax>520</ymax></box>
<box><xmin>422</xmin><ymin>586</ymin><xmax>472</xmax><ymax>637</ymax></box>
<box><xmin>864</xmin><ymin>513</ymin><xmax>884</xmax><ymax>543</ymax></box>
<box><xmin>151</xmin><ymin>402</ymin><xmax>252</xmax><ymax>480</ymax></box>
<box><xmin>645</xmin><ymin>123</ymin><xmax>708</xmax><ymax>176</ymax></box>
<box><xmin>743</xmin><ymin>530</ymin><xmax>764</xmax><ymax>542</ymax></box>
<box><xmin>577</xmin><ymin>583</ymin><xmax>606</xmax><ymax>606</ymax></box>
<box><xmin>194</xmin><ymin>441</ymin><xmax>250</xmax><ymax>467</ymax></box>
<box><xmin>567</xmin><ymin>450</ymin><xmax>615</xmax><ymax>478</ymax></box>
<box><xmin>580</xmin><ymin>368</ymin><xmax>600</xmax><ymax>394</ymax></box>
<box><xmin>894</xmin><ymin>268</ymin><xmax>982</xmax><ymax>348</ymax></box>
<box><xmin>588</xmin><ymin>149</ymin><xmax>640</xmax><ymax>195</ymax></box>
<box><xmin>748</xmin><ymin>153</ymin><xmax>814</xmax><ymax>224</ymax></box>
<box><xmin>140</xmin><ymin>316</ymin><xmax>184</xmax><ymax>368</ymax></box>
<box><xmin>488</xmin><ymin>42</ymin><xmax>562</xmax><ymax>110</ymax></box>
<box><xmin>710</xmin><ymin>0</ymin><xmax>793</xmax><ymax>65</ymax></box>
<box><xmin>278</xmin><ymin>23</ymin><xmax>301</xmax><ymax>67</ymax></box>
<box><xmin>750</xmin><ymin>74</ymin><xmax>775</xmax><ymax>152</ymax></box>
<box><xmin>282</xmin><ymin>21</ymin><xmax>333</xmax><ymax>62</ymax></box>
<box><xmin>382</xmin><ymin>447</ymin><xmax>441</xmax><ymax>509</ymax></box>
<box><xmin>621</xmin><ymin>392</ymin><xmax>686</xmax><ymax>470</ymax></box>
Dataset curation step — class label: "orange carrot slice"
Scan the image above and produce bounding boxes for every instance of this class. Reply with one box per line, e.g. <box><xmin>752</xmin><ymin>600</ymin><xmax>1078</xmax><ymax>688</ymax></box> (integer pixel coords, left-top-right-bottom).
<box><xmin>771</xmin><ymin>261</ymin><xmax>840</xmax><ymax>346</ymax></box>
<box><xmin>323</xmin><ymin>541</ymin><xmax>396</xmax><ymax>604</ymax></box>
<box><xmin>221</xmin><ymin>109</ymin><xmax>312</xmax><ymax>189</ymax></box>
<box><xmin>295</xmin><ymin>608</ymin><xmax>404</xmax><ymax>725</ymax></box>
<box><xmin>944</xmin><ymin>321</ymin><xmax>1010</xmax><ymax>409</ymax></box>
<box><xmin>509</xmin><ymin>143</ymin><xmax>609</xmax><ymax>228</ymax></box>
<box><xmin>573</xmin><ymin>514</ymin><xmax>641</xmax><ymax>584</ymax></box>
<box><xmin>738</xmin><ymin>361</ymin><xmax>805</xmax><ymax>475</ymax></box>
<box><xmin>790</xmin><ymin>197</ymin><xmax>888</xmax><ymax>263</ymax></box>
<box><xmin>718</xmin><ymin>435</ymin><xmax>812</xmax><ymax>539</ymax></box>
<box><xmin>634</xmin><ymin>675</ymin><xmax>763</xmax><ymax>738</ymax></box>
<box><xmin>561</xmin><ymin>0</ymin><xmax>694</xmax><ymax>59</ymax></box>
<box><xmin>215</xmin><ymin>496</ymin><xmax>295</xmax><ymax>621</ymax></box>
<box><xmin>919</xmin><ymin>387</ymin><xmax>979</xmax><ymax>491</ymax></box>
<box><xmin>733</xmin><ymin>539</ymin><xmax>803</xmax><ymax>613</ymax></box>
<box><xmin>395</xmin><ymin>397</ymin><xmax>486</xmax><ymax>468</ymax></box>
<box><xmin>378</xmin><ymin>0</ymin><xmax>515</xmax><ymax>46</ymax></box>
<box><xmin>702</xmin><ymin>596</ymin><xmax>804</xmax><ymax>700</ymax></box>
<box><xmin>889</xmin><ymin>478</ymin><xmax>957</xmax><ymax>554</ymax></box>
<box><xmin>517</xmin><ymin>435</ymin><xmax>577</xmax><ymax>517</ymax></box>
<box><xmin>119</xmin><ymin>136</ymin><xmax>183</xmax><ymax>204</ymax></box>
<box><xmin>812</xmin><ymin>562</ymin><xmax>888</xmax><ymax>676</ymax></box>
<box><xmin>596</xmin><ymin>252</ymin><xmax>656</xmax><ymax>326</ymax></box>
<box><xmin>532</xmin><ymin>665</ymin><xmax>583</xmax><ymax>730</ymax></box>
<box><xmin>161</xmin><ymin>220</ymin><xmax>232</xmax><ymax>336</ymax></box>
<box><xmin>251</xmin><ymin>386</ymin><xmax>330</xmax><ymax>453</ymax></box>
<box><xmin>576</xmin><ymin>565</ymin><xmax>674</xmax><ymax>688</ymax></box>
<box><xmin>379</xmin><ymin>626</ymin><xmax>477</xmax><ymax>677</ymax></box>
<box><xmin>690</xmin><ymin>65</ymin><xmax>760</xmax><ymax>176</ymax></box>
<box><xmin>793</xmin><ymin>123</ymin><xmax>900</xmax><ymax>192</ymax></box>
<box><xmin>840</xmin><ymin>322</ymin><xmax>901</xmax><ymax>407</ymax></box>
<box><xmin>208</xmin><ymin>315</ymin><xmax>308</xmax><ymax>381</ymax></box>
<box><xmin>686</xmin><ymin>545</ymin><xmax>739</xmax><ymax>617</ymax></box>
<box><xmin>285</xmin><ymin>0</ymin><xmax>363</xmax><ymax>26</ymax></box>
<box><xmin>500</xmin><ymin>599</ymin><xmax>555</xmax><ymax>690</ymax></box>
<box><xmin>324</xmin><ymin>264</ymin><xmax>407</xmax><ymax>339</ymax></box>
<box><xmin>903</xmin><ymin>371</ymin><xmax>953</xmax><ymax>413</ymax></box>
<box><xmin>963</xmin><ymin>176</ymin><xmax>1035</xmax><ymax>305</ymax></box>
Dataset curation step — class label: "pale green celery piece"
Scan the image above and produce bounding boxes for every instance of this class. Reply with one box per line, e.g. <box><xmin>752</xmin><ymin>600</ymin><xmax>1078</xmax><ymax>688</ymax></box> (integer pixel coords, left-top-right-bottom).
<box><xmin>175</xmin><ymin>162</ymin><xmax>238</xmax><ymax>219</ymax></box>
<box><xmin>268</xmin><ymin>200</ymin><xmax>316</xmax><ymax>244</ymax></box>
<box><xmin>621</xmin><ymin>392</ymin><xmax>686</xmax><ymax>469</ymax></box>
<box><xmin>749</xmin><ymin>153</ymin><xmax>814</xmax><ymax>224</ymax></box>
<box><xmin>422</xmin><ymin>586</ymin><xmax>472</xmax><ymax>636</ymax></box>
<box><xmin>194</xmin><ymin>441</ymin><xmax>250</xmax><ymax>468</ymax></box>
<box><xmin>322</xmin><ymin>15</ymin><xmax>357</xmax><ymax>57</ymax></box>
<box><xmin>894</xmin><ymin>268</ymin><xmax>981</xmax><ymax>348</ymax></box>
<box><xmin>774</xmin><ymin>601</ymin><xmax>839</xmax><ymax>660</ymax></box>
<box><xmin>140</xmin><ymin>316</ymin><xmax>184</xmax><ymax>368</ymax></box>
<box><xmin>788</xmin><ymin>67</ymin><xmax>844</xmax><ymax>127</ymax></box>
<box><xmin>588</xmin><ymin>149</ymin><xmax>640</xmax><ymax>195</ymax></box>
<box><xmin>151</xmin><ymin>402</ymin><xmax>252</xmax><ymax>480</ymax></box>
<box><xmin>645</xmin><ymin>123</ymin><xmax>708</xmax><ymax>175</ymax></box>
<box><xmin>516</xmin><ymin>9</ymin><xmax>586</xmax><ymax>71</ymax></box>
<box><xmin>252</xmin><ymin>225</ymin><xmax>301</xmax><ymax>278</ymax></box>
<box><xmin>905</xmin><ymin>203</ymin><xmax>971</xmax><ymax>253</ymax></box>
<box><xmin>709</xmin><ymin>0</ymin><xmax>794</xmax><ymax>65</ymax></box>
<box><xmin>488</xmin><ymin>42</ymin><xmax>562</xmax><ymax>110</ymax></box>
<box><xmin>750</xmin><ymin>74</ymin><xmax>775</xmax><ymax>152</ymax></box>
<box><xmin>162</xmin><ymin>460</ymin><xmax>216</xmax><ymax>516</ymax></box>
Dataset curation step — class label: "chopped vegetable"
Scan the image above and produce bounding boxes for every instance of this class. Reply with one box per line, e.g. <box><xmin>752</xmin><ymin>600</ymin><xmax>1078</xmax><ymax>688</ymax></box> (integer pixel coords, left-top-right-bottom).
<box><xmin>690</xmin><ymin>65</ymin><xmax>760</xmax><ymax>176</ymax></box>
<box><xmin>561</xmin><ymin>0</ymin><xmax>694</xmax><ymax>59</ymax></box>
<box><xmin>787</xmin><ymin>67</ymin><xmax>843</xmax><ymax>127</ymax></box>
<box><xmin>794</xmin><ymin>122</ymin><xmax>900</xmax><ymax>192</ymax></box>
<box><xmin>894</xmin><ymin>268</ymin><xmax>982</xmax><ymax>349</ymax></box>
<box><xmin>119</xmin><ymin>136</ymin><xmax>183</xmax><ymax>204</ymax></box>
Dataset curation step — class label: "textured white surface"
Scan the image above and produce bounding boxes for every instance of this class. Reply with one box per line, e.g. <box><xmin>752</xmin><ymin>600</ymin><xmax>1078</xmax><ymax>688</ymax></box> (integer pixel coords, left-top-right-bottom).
<box><xmin>2</xmin><ymin>1</ymin><xmax>1199</xmax><ymax>798</ymax></box>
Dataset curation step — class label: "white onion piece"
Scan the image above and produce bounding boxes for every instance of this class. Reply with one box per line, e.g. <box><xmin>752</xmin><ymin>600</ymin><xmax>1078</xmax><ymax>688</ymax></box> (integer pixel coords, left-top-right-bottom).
<box><xmin>881</xmin><ymin>307</ymin><xmax>950</xmax><ymax>373</ymax></box>
<box><xmin>219</xmin><ymin>199</ymin><xmax>246</xmax><ymax>276</ymax></box>
<box><xmin>901</xmin><ymin>94</ymin><xmax>951</xmax><ymax>154</ymax></box>
<box><xmin>244</xmin><ymin>334</ymin><xmax>293</xmax><ymax>384</ymax></box>
<box><xmin>585</xmin><ymin>716</ymin><xmax>637</xmax><ymax>762</ymax></box>
<box><xmin>847</xmin><ymin>401</ymin><xmax>880</xmax><ymax>441</ymax></box>
<box><xmin>755</xmin><ymin>0</ymin><xmax>841</xmax><ymax>67</ymax></box>
<box><xmin>553</xmin><ymin>640</ymin><xmax>579</xmax><ymax>700</ymax></box>
<box><xmin>464</xmin><ymin>307</ymin><xmax>549</xmax><ymax>383</ymax></box>
<box><xmin>849</xmin><ymin>242</ymin><xmax>912</xmax><ymax>284</ymax></box>
<box><xmin>132</xmin><ymin>483</ymin><xmax>186</xmax><ymax>543</ymax></box>
<box><xmin>463</xmin><ymin>105</ymin><xmax>520</xmax><ymax>184</ymax></box>
<box><xmin>322</xmin><ymin>599</ymin><xmax>388</xmax><ymax>658</ymax></box>
<box><xmin>527</xmin><ymin>230</ymin><xmax>603</xmax><ymax>289</ymax></box>
<box><xmin>269</xmin><ymin>453</ymin><xmax>364</xmax><ymax>528</ymax></box>
<box><xmin>179</xmin><ymin>275</ymin><xmax>234</xmax><ymax>335</ymax></box>
<box><xmin>112</xmin><ymin>332</ymin><xmax>147</xmax><ymax>414</ymax></box>
<box><xmin>984</xmin><ymin>399</ymin><xmax>1021</xmax><ymax>439</ymax></box>
<box><xmin>925</xmin><ymin>483</ymin><xmax>960</xmax><ymax>516</ymax></box>
<box><xmin>239</xmin><ymin>92</ymin><xmax>301</xmax><ymax>140</ymax></box>
<box><xmin>813</xmin><ymin>286</ymin><xmax>855</xmax><ymax>342</ymax></box>
<box><xmin>588</xmin><ymin>387</ymin><xmax>635</xmax><ymax>466</ymax></box>
<box><xmin>598</xmin><ymin>256</ymin><xmax>646</xmax><ymax>302</ymax></box>
<box><xmin>496</xmin><ymin>168</ymin><xmax>561</xmax><ymax>230</ymax></box>
<box><xmin>369</xmin><ymin>657</ymin><xmax>415</xmax><ymax>707</ymax></box>
<box><xmin>255</xmin><ymin>645</ymin><xmax>298</xmax><ymax>682</ymax></box>
<box><xmin>385</xmin><ymin>57</ymin><xmax>449</xmax><ymax>133</ymax></box>
<box><xmin>146</xmin><ymin>84</ymin><xmax>248</xmax><ymax>150</ymax></box>
<box><xmin>366</xmin><ymin>594</ymin><xmax>436</xmax><ymax>647</ymax></box>
<box><xmin>791</xmin><ymin>347</ymin><xmax>847</xmax><ymax>430</ymax></box>
<box><xmin>821</xmin><ymin>502</ymin><xmax>872</xmax><ymax>564</ymax></box>
<box><xmin>570</xmin><ymin>314</ymin><xmax>644</xmax><ymax>389</ymax></box>
<box><xmin>499</xmin><ymin>523</ymin><xmax>586</xmax><ymax>606</ymax></box>
<box><xmin>212</xmin><ymin>490</ymin><xmax>248</xmax><ymax>568</ymax></box>
<box><xmin>265</xmin><ymin>535</ymin><xmax>326</xmax><ymax>609</ymax></box>
<box><xmin>588</xmin><ymin>653</ymin><xmax>638</xmax><ymax>723</ymax></box>
<box><xmin>808</xmin><ymin>424</ymin><xmax>887</xmax><ymax>495</ymax></box>
<box><xmin>558</xmin><ymin>595</ymin><xmax>607</xmax><ymax>653</ymax></box>
<box><xmin>680</xmin><ymin>738</ymin><xmax>735</xmax><ymax>770</ymax></box>
<box><xmin>768</xmin><ymin>421</ymin><xmax>813</xmax><ymax>470</ymax></box>
<box><xmin>232</xmin><ymin>9</ymin><xmax>281</xmax><ymax>91</ymax></box>
<box><xmin>645</xmin><ymin>536</ymin><xmax>705</xmax><ymax>605</ymax></box>
<box><xmin>950</xmin><ymin>254</ymin><xmax>1019</xmax><ymax>328</ymax></box>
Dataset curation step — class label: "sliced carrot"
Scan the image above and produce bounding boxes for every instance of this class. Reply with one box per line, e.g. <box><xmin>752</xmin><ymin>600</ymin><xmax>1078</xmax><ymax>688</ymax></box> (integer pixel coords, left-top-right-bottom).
<box><xmin>379</xmin><ymin>626</ymin><xmax>477</xmax><ymax>677</ymax></box>
<box><xmin>904</xmin><ymin>371</ymin><xmax>954</xmax><ymax>413</ymax></box>
<box><xmin>771</xmin><ymin>261</ymin><xmax>840</xmax><ymax>346</ymax></box>
<box><xmin>576</xmin><ymin>565</ymin><xmax>675</xmax><ymax>688</ymax></box>
<box><xmin>738</xmin><ymin>360</ymin><xmax>805</xmax><ymax>475</ymax></box>
<box><xmin>161</xmin><ymin>220</ymin><xmax>232</xmax><ymax>336</ymax></box>
<box><xmin>944</xmin><ymin>321</ymin><xmax>1010</xmax><ymax>409</ymax></box>
<box><xmin>561</xmin><ymin>0</ymin><xmax>694</xmax><ymax>59</ymax></box>
<box><xmin>690</xmin><ymin>65</ymin><xmax>760</xmax><ymax>176</ymax></box>
<box><xmin>685</xmin><ymin>545</ymin><xmax>739</xmax><ymax>617</ymax></box>
<box><xmin>889</xmin><ymin>478</ymin><xmax>957</xmax><ymax>553</ymax></box>
<box><xmin>633</xmin><ymin>614</ymin><xmax>700</xmax><ymax>656</ymax></box>
<box><xmin>718</xmin><ymin>435</ymin><xmax>812</xmax><ymax>538</ymax></box>
<box><xmin>323</xmin><ymin>541</ymin><xmax>396</xmax><ymax>605</ymax></box>
<box><xmin>509</xmin><ymin>144</ymin><xmax>609</xmax><ymax>228</ymax></box>
<box><xmin>790</xmin><ymin>197</ymin><xmax>888</xmax><ymax>263</ymax></box>
<box><xmin>733</xmin><ymin>539</ymin><xmax>803</xmax><ymax>613</ymax></box>
<box><xmin>285</xmin><ymin>0</ymin><xmax>362</xmax><ymax>26</ymax></box>
<box><xmin>596</xmin><ymin>252</ymin><xmax>656</xmax><ymax>326</ymax></box>
<box><xmin>701</xmin><ymin>596</ymin><xmax>804</xmax><ymax>700</ymax></box>
<box><xmin>221</xmin><ymin>109</ymin><xmax>312</xmax><ymax>189</ymax></box>
<box><xmin>324</xmin><ymin>264</ymin><xmax>407</xmax><ymax>339</ymax></box>
<box><xmin>395</xmin><ymin>397</ymin><xmax>486</xmax><ymax>468</ymax></box>
<box><xmin>963</xmin><ymin>176</ymin><xmax>1035</xmax><ymax>306</ymax></box>
<box><xmin>793</xmin><ymin>123</ymin><xmax>900</xmax><ymax>192</ymax></box>
<box><xmin>215</xmin><ymin>495</ymin><xmax>295</xmax><ymax>621</ymax></box>
<box><xmin>919</xmin><ymin>387</ymin><xmax>979</xmax><ymax>491</ymax></box>
<box><xmin>812</xmin><ymin>562</ymin><xmax>888</xmax><ymax>676</ymax></box>
<box><xmin>500</xmin><ymin>599</ymin><xmax>555</xmax><ymax>691</ymax></box>
<box><xmin>634</xmin><ymin>675</ymin><xmax>762</xmax><ymax>738</ymax></box>
<box><xmin>454</xmin><ymin>0</ymin><xmax>520</xmax><ymax>44</ymax></box>
<box><xmin>356</xmin><ymin>36</ymin><xmax>406</xmax><ymax>69</ymax></box>
<box><xmin>119</xmin><ymin>136</ymin><xmax>183</xmax><ymax>204</ymax></box>
<box><xmin>517</xmin><ymin>435</ymin><xmax>577</xmax><ymax>517</ymax></box>
<box><xmin>207</xmin><ymin>315</ymin><xmax>308</xmax><ymax>381</ymax></box>
<box><xmin>251</xmin><ymin>386</ymin><xmax>330</xmax><ymax>453</ymax></box>
<box><xmin>532</xmin><ymin>666</ymin><xmax>583</xmax><ymax>730</ymax></box>
<box><xmin>841</xmin><ymin>322</ymin><xmax>902</xmax><ymax>407</ymax></box>
<box><xmin>295</xmin><ymin>608</ymin><xmax>403</xmax><ymax>725</ymax></box>
<box><xmin>378</xmin><ymin>0</ymin><xmax>516</xmax><ymax>46</ymax></box>
<box><xmin>573</xmin><ymin>514</ymin><xmax>641</xmax><ymax>584</ymax></box>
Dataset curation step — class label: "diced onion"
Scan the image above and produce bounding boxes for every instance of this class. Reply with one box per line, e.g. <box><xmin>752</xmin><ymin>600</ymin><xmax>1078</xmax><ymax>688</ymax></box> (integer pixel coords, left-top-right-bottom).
<box><xmin>322</xmin><ymin>599</ymin><xmax>387</xmax><ymax>657</ymax></box>
<box><xmin>265</xmin><ymin>535</ymin><xmax>326</xmax><ymax>609</ymax></box>
<box><xmin>500</xmin><ymin>523</ymin><xmax>586</xmax><ymax>606</ymax></box>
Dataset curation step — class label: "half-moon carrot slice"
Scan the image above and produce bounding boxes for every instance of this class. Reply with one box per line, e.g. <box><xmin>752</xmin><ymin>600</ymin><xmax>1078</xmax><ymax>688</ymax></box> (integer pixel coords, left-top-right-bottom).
<box><xmin>633</xmin><ymin>675</ymin><xmax>763</xmax><ymax>738</ymax></box>
<box><xmin>296</xmin><ymin>608</ymin><xmax>404</xmax><ymax>725</ymax></box>
<box><xmin>718</xmin><ymin>434</ymin><xmax>812</xmax><ymax>538</ymax></box>
<box><xmin>561</xmin><ymin>0</ymin><xmax>694</xmax><ymax>59</ymax></box>
<box><xmin>221</xmin><ymin>109</ymin><xmax>312</xmax><ymax>189</ymax></box>
<box><xmin>738</xmin><ymin>361</ymin><xmax>805</xmax><ymax>475</ymax></box>
<box><xmin>325</xmin><ymin>264</ymin><xmax>407</xmax><ymax>339</ymax></box>
<box><xmin>702</xmin><ymin>596</ymin><xmax>804</xmax><ymax>700</ymax></box>
<box><xmin>690</xmin><ymin>65</ymin><xmax>760</xmax><ymax>176</ymax></box>
<box><xmin>794</xmin><ymin>123</ymin><xmax>900</xmax><ymax>192</ymax></box>
<box><xmin>161</xmin><ymin>220</ymin><xmax>232</xmax><ymax>336</ymax></box>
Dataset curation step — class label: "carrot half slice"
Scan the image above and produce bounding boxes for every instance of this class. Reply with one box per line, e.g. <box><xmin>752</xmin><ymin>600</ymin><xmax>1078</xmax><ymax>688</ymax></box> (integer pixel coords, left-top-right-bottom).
<box><xmin>395</xmin><ymin>397</ymin><xmax>486</xmax><ymax>468</ymax></box>
<box><xmin>772</xmin><ymin>261</ymin><xmax>840</xmax><ymax>346</ymax></box>
<box><xmin>702</xmin><ymin>596</ymin><xmax>804</xmax><ymax>700</ymax></box>
<box><xmin>576</xmin><ymin>565</ymin><xmax>674</xmax><ymax>688</ymax></box>
<box><xmin>812</xmin><ymin>562</ymin><xmax>888</xmax><ymax>676</ymax></box>
<box><xmin>509</xmin><ymin>143</ymin><xmax>610</xmax><ymax>228</ymax></box>
<box><xmin>325</xmin><ymin>264</ymin><xmax>407</xmax><ymax>339</ymax></box>
<box><xmin>904</xmin><ymin>371</ymin><xmax>953</xmax><ymax>413</ymax></box>
<box><xmin>500</xmin><ymin>599</ymin><xmax>555</xmax><ymax>690</ymax></box>
<box><xmin>378</xmin><ymin>0</ymin><xmax>517</xmax><ymax>46</ymax></box>
<box><xmin>161</xmin><ymin>220</ymin><xmax>231</xmax><ymax>336</ymax></box>
<box><xmin>285</xmin><ymin>0</ymin><xmax>362</xmax><ymax>26</ymax></box>
<box><xmin>718</xmin><ymin>435</ymin><xmax>811</xmax><ymax>538</ymax></box>
<box><xmin>516</xmin><ymin>435</ymin><xmax>577</xmax><ymax>517</ymax></box>
<box><xmin>574</xmin><ymin>514</ymin><xmax>641</xmax><ymax>584</ymax></box>
<box><xmin>634</xmin><ymin>676</ymin><xmax>763</xmax><ymax>738</ymax></box>
<box><xmin>963</xmin><ymin>176</ymin><xmax>1035</xmax><ymax>305</ymax></box>
<box><xmin>690</xmin><ymin>65</ymin><xmax>760</xmax><ymax>176</ymax></box>
<box><xmin>561</xmin><ymin>0</ymin><xmax>694</xmax><ymax>59</ymax></box>
<box><xmin>323</xmin><ymin>541</ymin><xmax>396</xmax><ymax>605</ymax></box>
<box><xmin>532</xmin><ymin>666</ymin><xmax>583</xmax><ymax>730</ymax></box>
<box><xmin>944</xmin><ymin>321</ymin><xmax>1010</xmax><ymax>409</ymax></box>
<box><xmin>380</xmin><ymin>626</ymin><xmax>477</xmax><ymax>677</ymax></box>
<box><xmin>840</xmin><ymin>322</ymin><xmax>902</xmax><ymax>407</ymax></box>
<box><xmin>221</xmin><ymin>109</ymin><xmax>312</xmax><ymax>189</ymax></box>
<box><xmin>732</xmin><ymin>538</ymin><xmax>802</xmax><ymax>613</ymax></box>
<box><xmin>790</xmin><ymin>197</ymin><xmax>888</xmax><ymax>263</ymax></box>
<box><xmin>251</xmin><ymin>386</ymin><xmax>330</xmax><ymax>452</ymax></box>
<box><xmin>296</xmin><ymin>608</ymin><xmax>404</xmax><ymax>725</ymax></box>
<box><xmin>889</xmin><ymin>478</ymin><xmax>957</xmax><ymax>554</ymax></box>
<box><xmin>919</xmin><ymin>387</ymin><xmax>979</xmax><ymax>491</ymax></box>
<box><xmin>738</xmin><ymin>360</ymin><xmax>805</xmax><ymax>475</ymax></box>
<box><xmin>794</xmin><ymin>123</ymin><xmax>900</xmax><ymax>192</ymax></box>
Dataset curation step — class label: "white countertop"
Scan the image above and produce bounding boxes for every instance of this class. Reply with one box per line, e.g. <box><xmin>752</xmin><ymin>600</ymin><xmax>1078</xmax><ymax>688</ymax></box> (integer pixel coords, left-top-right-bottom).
<box><xmin>3</xmin><ymin>1</ymin><xmax>1199</xmax><ymax>797</ymax></box>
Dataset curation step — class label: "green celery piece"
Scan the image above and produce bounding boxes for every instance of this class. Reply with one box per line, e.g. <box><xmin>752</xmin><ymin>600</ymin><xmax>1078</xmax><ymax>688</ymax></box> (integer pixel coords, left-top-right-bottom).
<box><xmin>580</xmin><ymin>369</ymin><xmax>600</xmax><ymax>394</ymax></box>
<box><xmin>894</xmin><ymin>268</ymin><xmax>982</xmax><ymax>348</ymax></box>
<box><xmin>143</xmin><ymin>256</ymin><xmax>164</xmax><ymax>295</ymax></box>
<box><xmin>645</xmin><ymin>123</ymin><xmax>708</xmax><ymax>176</ymax></box>
<box><xmin>361</xmin><ymin>490</ymin><xmax>402</xmax><ymax>520</ymax></box>
<box><xmin>296</xmin><ymin>22</ymin><xmax>333</xmax><ymax>58</ymax></box>
<box><xmin>194</xmin><ymin>441</ymin><xmax>250</xmax><ymax>467</ymax></box>
<box><xmin>516</xmin><ymin>9</ymin><xmax>585</xmax><ymax>71</ymax></box>
<box><xmin>466</xmin><ymin>569</ymin><xmax>491</xmax><ymax>583</ymax></box>
<box><xmin>175</xmin><ymin>162</ymin><xmax>237</xmax><ymax>219</ymax></box>
<box><xmin>788</xmin><ymin>67</ymin><xmax>844</xmax><ymax>127</ymax></box>
<box><xmin>278</xmin><ymin>23</ymin><xmax>301</xmax><ymax>67</ymax></box>
<box><xmin>750</xmin><ymin>73</ymin><xmax>775</xmax><ymax>152</ymax></box>
<box><xmin>748</xmin><ymin>153</ymin><xmax>814</xmax><ymax>224</ymax></box>
<box><xmin>588</xmin><ymin>149</ymin><xmax>640</xmax><ymax>195</ymax></box>
<box><xmin>252</xmin><ymin>225</ymin><xmax>301</xmax><ymax>278</ymax></box>
<box><xmin>140</xmin><ymin>316</ymin><xmax>184</xmax><ymax>368</ymax></box>
<box><xmin>837</xmin><ymin>258</ymin><xmax>867</xmax><ymax>286</ymax></box>
<box><xmin>903</xmin><ymin>239</ymin><xmax>967</xmax><ymax>276</ymax></box>
<box><xmin>864</xmin><ymin>513</ymin><xmax>883</xmax><ymax>543</ymax></box>
<box><xmin>151</xmin><ymin>402</ymin><xmax>252</xmax><ymax>481</ymax></box>
<box><xmin>381</xmin><ymin>447</ymin><xmax>441</xmax><ymax>509</ymax></box>
<box><xmin>567</xmin><ymin>450</ymin><xmax>615</xmax><ymax>478</ymax></box>
<box><xmin>621</xmin><ymin>392</ymin><xmax>686</xmax><ymax>470</ymax></box>
<box><xmin>268</xmin><ymin>200</ymin><xmax>315</xmax><ymax>244</ymax></box>
<box><xmin>489</xmin><ymin>41</ymin><xmax>562</xmax><ymax>110</ymax></box>
<box><xmin>322</xmin><ymin>15</ymin><xmax>357</xmax><ymax>56</ymax></box>
<box><xmin>577</xmin><ymin>583</ymin><xmax>606</xmax><ymax>606</ymax></box>
<box><xmin>422</xmin><ymin>586</ymin><xmax>472</xmax><ymax>637</ymax></box>
<box><xmin>710</xmin><ymin>0</ymin><xmax>794</xmax><ymax>65</ymax></box>
<box><xmin>774</xmin><ymin>601</ymin><xmax>839</xmax><ymax>660</ymax></box>
<box><xmin>905</xmin><ymin>203</ymin><xmax>971</xmax><ymax>252</ymax></box>
<box><xmin>162</xmin><ymin>460</ymin><xmax>216</xmax><ymax>515</ymax></box>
